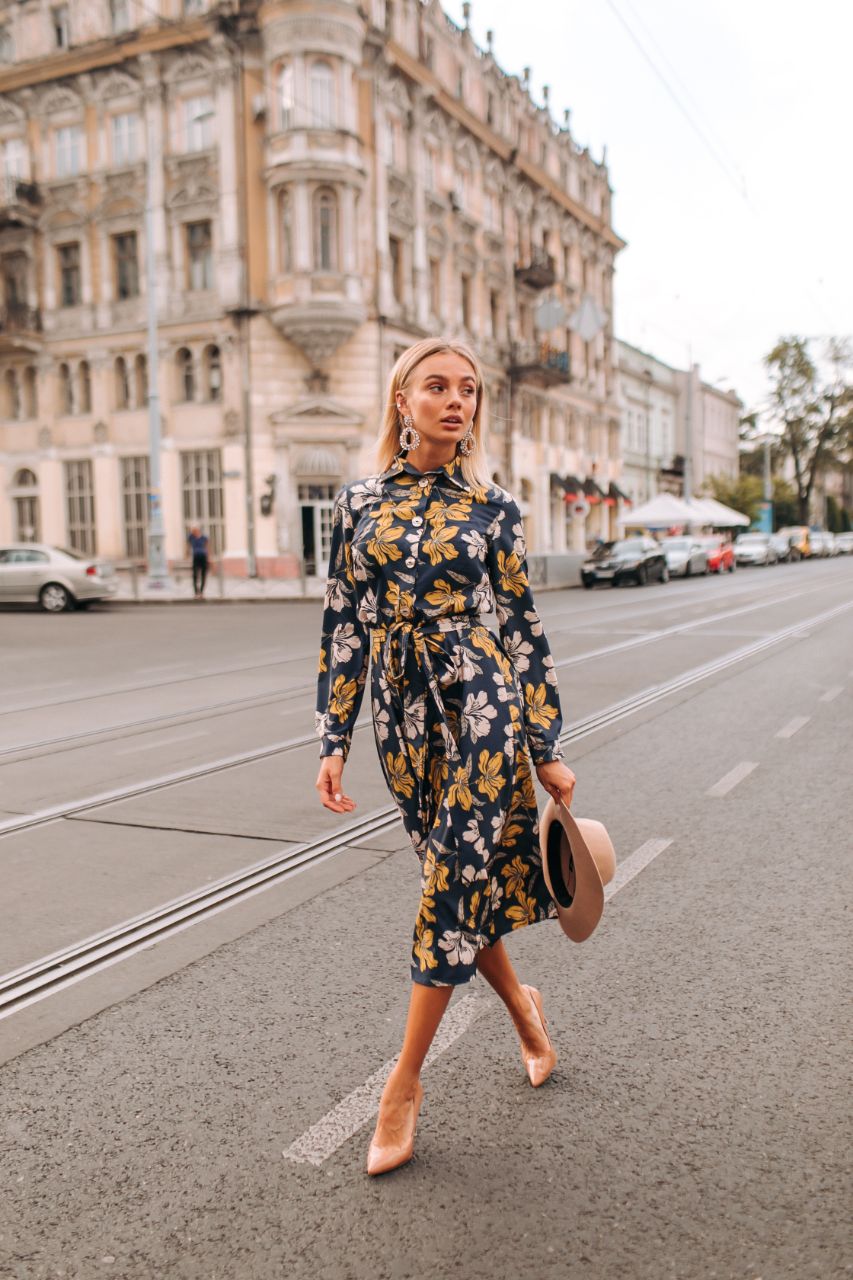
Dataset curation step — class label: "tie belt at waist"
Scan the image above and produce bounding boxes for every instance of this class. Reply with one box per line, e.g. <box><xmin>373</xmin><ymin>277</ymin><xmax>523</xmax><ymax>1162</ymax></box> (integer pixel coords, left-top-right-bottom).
<box><xmin>370</xmin><ymin>614</ymin><xmax>481</xmax><ymax>693</ymax></box>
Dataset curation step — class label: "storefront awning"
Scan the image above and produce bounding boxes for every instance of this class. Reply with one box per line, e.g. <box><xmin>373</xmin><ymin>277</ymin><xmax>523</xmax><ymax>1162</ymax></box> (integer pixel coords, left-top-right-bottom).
<box><xmin>552</xmin><ymin>473</ymin><xmax>584</xmax><ymax>501</ymax></box>
<box><xmin>608</xmin><ymin>481</ymin><xmax>632</xmax><ymax>505</ymax></box>
<box><xmin>583</xmin><ymin>477</ymin><xmax>605</xmax><ymax>505</ymax></box>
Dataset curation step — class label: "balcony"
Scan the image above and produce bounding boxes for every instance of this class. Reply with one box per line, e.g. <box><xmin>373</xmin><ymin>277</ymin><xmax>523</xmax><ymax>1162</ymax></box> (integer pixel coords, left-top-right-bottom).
<box><xmin>0</xmin><ymin>177</ymin><xmax>42</xmax><ymax>231</ymax></box>
<box><xmin>508</xmin><ymin>340</ymin><xmax>570</xmax><ymax>387</ymax></box>
<box><xmin>0</xmin><ymin>303</ymin><xmax>43</xmax><ymax>353</ymax></box>
<box><xmin>514</xmin><ymin>248</ymin><xmax>556</xmax><ymax>290</ymax></box>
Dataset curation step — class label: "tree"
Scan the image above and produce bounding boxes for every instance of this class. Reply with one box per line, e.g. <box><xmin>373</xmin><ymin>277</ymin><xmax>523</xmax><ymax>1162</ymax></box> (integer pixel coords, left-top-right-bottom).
<box><xmin>706</xmin><ymin>473</ymin><xmax>799</xmax><ymax>529</ymax></box>
<box><xmin>763</xmin><ymin>337</ymin><xmax>853</xmax><ymax>524</ymax></box>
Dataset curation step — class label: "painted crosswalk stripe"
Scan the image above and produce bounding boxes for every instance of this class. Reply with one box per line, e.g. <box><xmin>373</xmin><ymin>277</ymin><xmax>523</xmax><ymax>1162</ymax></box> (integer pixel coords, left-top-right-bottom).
<box><xmin>776</xmin><ymin>716</ymin><xmax>810</xmax><ymax>739</ymax></box>
<box><xmin>819</xmin><ymin>686</ymin><xmax>843</xmax><ymax>703</ymax></box>
<box><xmin>706</xmin><ymin>761</ymin><xmax>758</xmax><ymax>797</ymax></box>
<box><xmin>283</xmin><ymin>835</ymin><xmax>674</xmax><ymax>1168</ymax></box>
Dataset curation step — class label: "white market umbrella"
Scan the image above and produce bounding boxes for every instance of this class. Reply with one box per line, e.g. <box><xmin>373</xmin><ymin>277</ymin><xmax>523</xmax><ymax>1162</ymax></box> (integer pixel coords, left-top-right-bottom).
<box><xmin>687</xmin><ymin>496</ymin><xmax>751</xmax><ymax>527</ymax></box>
<box><xmin>617</xmin><ymin>493</ymin><xmax>696</xmax><ymax>528</ymax></box>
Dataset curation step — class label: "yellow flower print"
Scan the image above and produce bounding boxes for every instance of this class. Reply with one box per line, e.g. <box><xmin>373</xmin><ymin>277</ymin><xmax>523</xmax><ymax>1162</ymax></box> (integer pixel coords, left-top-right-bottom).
<box><xmin>471</xmin><ymin>628</ymin><xmax>499</xmax><ymax>659</ymax></box>
<box><xmin>406</xmin><ymin>740</ymin><xmax>427</xmax><ymax>779</ymax></box>
<box><xmin>447</xmin><ymin>764</ymin><xmax>474</xmax><ymax>811</ymax></box>
<box><xmin>386</xmin><ymin>580</ymin><xmax>415</xmax><ymax>616</ymax></box>
<box><xmin>318</xmin><ymin>645</ymin><xmax>327</xmax><ymax>675</ymax></box>
<box><xmin>466</xmin><ymin>889</ymin><xmax>481</xmax><ymax>930</ymax></box>
<box><xmin>476</xmin><ymin>749</ymin><xmax>505</xmax><ymax>802</ymax></box>
<box><xmin>426</xmin><ymin>497</ymin><xmax>471</xmax><ymax>523</ymax></box>
<box><xmin>429</xmin><ymin>754</ymin><xmax>449</xmax><ymax>800</ymax></box>
<box><xmin>500</xmin><ymin>819</ymin><xmax>524</xmax><ymax>848</ymax></box>
<box><xmin>413</xmin><ymin>918</ymin><xmax>439</xmax><ymax>972</ymax></box>
<box><xmin>377</xmin><ymin>497</ymin><xmax>418</xmax><ymax>522</ymax></box>
<box><xmin>506</xmin><ymin>892</ymin><xmax>537</xmax><ymax>929</ymax></box>
<box><xmin>425</xmin><ymin>578</ymin><xmax>468</xmax><ymax>612</ymax></box>
<box><xmin>329</xmin><ymin>674</ymin><xmax>357</xmax><ymax>720</ymax></box>
<box><xmin>497</xmin><ymin>549</ymin><xmax>528</xmax><ymax>597</ymax></box>
<box><xmin>524</xmin><ymin>681</ymin><xmax>558</xmax><ymax>730</ymax></box>
<box><xmin>417</xmin><ymin>891</ymin><xmax>437</xmax><ymax>926</ymax></box>
<box><xmin>386</xmin><ymin>750</ymin><xmax>414</xmax><ymax>798</ymax></box>
<box><xmin>501</xmin><ymin>854</ymin><xmax>531</xmax><ymax>898</ymax></box>
<box><xmin>367</xmin><ymin>523</ymin><xmax>405</xmax><ymax>565</ymax></box>
<box><xmin>423</xmin><ymin>523</ymin><xmax>459</xmax><ymax>566</ymax></box>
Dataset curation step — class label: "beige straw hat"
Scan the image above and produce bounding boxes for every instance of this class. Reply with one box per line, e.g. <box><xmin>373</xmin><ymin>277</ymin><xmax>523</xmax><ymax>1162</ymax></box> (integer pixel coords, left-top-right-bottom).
<box><xmin>539</xmin><ymin>797</ymin><xmax>616</xmax><ymax>942</ymax></box>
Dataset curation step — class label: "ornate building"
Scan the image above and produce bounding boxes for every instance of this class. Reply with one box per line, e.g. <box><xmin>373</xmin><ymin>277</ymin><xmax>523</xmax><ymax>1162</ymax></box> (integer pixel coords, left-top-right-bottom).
<box><xmin>0</xmin><ymin>0</ymin><xmax>627</xmax><ymax>575</ymax></box>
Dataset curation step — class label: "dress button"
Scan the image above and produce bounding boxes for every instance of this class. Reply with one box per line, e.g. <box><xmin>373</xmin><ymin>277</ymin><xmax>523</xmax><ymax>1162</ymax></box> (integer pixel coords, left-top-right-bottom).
<box><xmin>419</xmin><ymin>478</ymin><xmax>429</xmax><ymax>489</ymax></box>
<box><xmin>412</xmin><ymin>515</ymin><xmax>423</xmax><ymax>526</ymax></box>
<box><xmin>405</xmin><ymin>557</ymin><xmax>416</xmax><ymax>568</ymax></box>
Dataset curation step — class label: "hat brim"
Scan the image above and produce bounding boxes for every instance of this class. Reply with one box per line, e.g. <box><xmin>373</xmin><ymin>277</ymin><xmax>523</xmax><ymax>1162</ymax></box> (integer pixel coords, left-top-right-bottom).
<box><xmin>539</xmin><ymin>799</ymin><xmax>615</xmax><ymax>943</ymax></box>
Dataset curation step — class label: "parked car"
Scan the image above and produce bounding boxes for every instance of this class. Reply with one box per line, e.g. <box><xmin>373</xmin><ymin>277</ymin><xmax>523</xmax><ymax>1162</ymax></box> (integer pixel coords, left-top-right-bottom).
<box><xmin>835</xmin><ymin>532</ymin><xmax>853</xmax><ymax>555</ymax></box>
<box><xmin>661</xmin><ymin>536</ymin><xmax>709</xmax><ymax>578</ymax></box>
<box><xmin>808</xmin><ymin>530</ymin><xmax>832</xmax><ymax>558</ymax></box>
<box><xmin>581</xmin><ymin>537</ymin><xmax>669</xmax><ymax>588</ymax></box>
<box><xmin>776</xmin><ymin>526</ymin><xmax>810</xmax><ymax>560</ymax></box>
<box><xmin>0</xmin><ymin>544</ymin><xmax>118</xmax><ymax>612</ymax></box>
<box><xmin>769</xmin><ymin>532</ymin><xmax>796</xmax><ymax>563</ymax></box>
<box><xmin>696</xmin><ymin>535</ymin><xmax>735</xmax><ymax>573</ymax></box>
<box><xmin>734</xmin><ymin>532</ymin><xmax>778</xmax><ymax>566</ymax></box>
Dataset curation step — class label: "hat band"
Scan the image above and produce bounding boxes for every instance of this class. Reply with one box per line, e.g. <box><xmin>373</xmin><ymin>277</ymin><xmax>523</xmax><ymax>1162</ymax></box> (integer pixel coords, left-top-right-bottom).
<box><xmin>546</xmin><ymin>821</ymin><xmax>575</xmax><ymax>908</ymax></box>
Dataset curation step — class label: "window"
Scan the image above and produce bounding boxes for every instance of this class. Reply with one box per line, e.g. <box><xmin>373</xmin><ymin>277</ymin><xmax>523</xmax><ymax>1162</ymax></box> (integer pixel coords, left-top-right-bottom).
<box><xmin>111</xmin><ymin>112</ymin><xmax>138</xmax><ymax>165</ymax></box>
<box><xmin>58</xmin><ymin>362</ymin><xmax>73</xmax><ymax>415</ymax></box>
<box><xmin>57</xmin><ymin>242</ymin><xmax>81</xmax><ymax>307</ymax></box>
<box><xmin>64</xmin><ymin>460</ymin><xmax>96</xmax><ymax>555</ymax></box>
<box><xmin>280</xmin><ymin>189</ymin><xmax>293</xmax><ymax>271</ymax></box>
<box><xmin>0</xmin><ymin>26</ymin><xmax>14</xmax><ymax>64</ymax></box>
<box><xmin>184</xmin><ymin>96</ymin><xmax>214</xmax><ymax>152</ymax></box>
<box><xmin>121</xmin><ymin>455</ymin><xmax>149</xmax><ymax>559</ymax></box>
<box><xmin>429</xmin><ymin>258</ymin><xmax>441</xmax><ymax>320</ymax></box>
<box><xmin>278</xmin><ymin>64</ymin><xmax>294</xmax><ymax>130</ymax></box>
<box><xmin>2</xmin><ymin>138</ymin><xmax>27</xmax><ymax>184</ymax></box>
<box><xmin>176</xmin><ymin>347</ymin><xmax>195</xmax><ymax>402</ymax></box>
<box><xmin>490</xmin><ymin>289</ymin><xmax>500</xmax><ymax>339</ymax></box>
<box><xmin>2</xmin><ymin>251</ymin><xmax>27</xmax><ymax>307</ymax></box>
<box><xmin>460</xmin><ymin>272</ymin><xmax>472</xmax><ymax>330</ymax></box>
<box><xmin>110</xmin><ymin>0</ymin><xmax>130</xmax><ymax>33</ymax></box>
<box><xmin>13</xmin><ymin>469</ymin><xmax>40</xmax><ymax>543</ymax></box>
<box><xmin>3</xmin><ymin>369</ymin><xmax>21</xmax><ymax>420</ymax></box>
<box><xmin>52</xmin><ymin>5</ymin><xmax>69</xmax><ymax>48</ymax></box>
<box><xmin>183</xmin><ymin>0</ymin><xmax>205</xmax><ymax>13</ymax></box>
<box><xmin>389</xmin><ymin>236</ymin><xmax>403</xmax><ymax>304</ymax></box>
<box><xmin>202</xmin><ymin>344</ymin><xmax>222</xmax><ymax>401</ymax></box>
<box><xmin>114</xmin><ymin>355</ymin><xmax>130</xmax><ymax>409</ymax></box>
<box><xmin>55</xmin><ymin>126</ymin><xmax>83</xmax><ymax>178</ymax></box>
<box><xmin>134</xmin><ymin>353</ymin><xmax>147</xmax><ymax>408</ymax></box>
<box><xmin>309</xmin><ymin>62</ymin><xmax>335</xmax><ymax>129</ymax></box>
<box><xmin>77</xmin><ymin>361</ymin><xmax>91</xmax><ymax>413</ymax></box>
<box><xmin>486</xmin><ymin>93</ymin><xmax>495</xmax><ymax>126</ymax></box>
<box><xmin>181</xmin><ymin>449</ymin><xmax>224</xmax><ymax>556</ymax></box>
<box><xmin>313</xmin><ymin>188</ymin><xmax>337</xmax><ymax>271</ymax></box>
<box><xmin>298</xmin><ymin>481</ymin><xmax>337</xmax><ymax>576</ymax></box>
<box><xmin>23</xmin><ymin>366</ymin><xmax>37</xmax><ymax>418</ymax></box>
<box><xmin>113</xmin><ymin>232</ymin><xmax>139</xmax><ymax>299</ymax></box>
<box><xmin>186</xmin><ymin>220</ymin><xmax>213</xmax><ymax>291</ymax></box>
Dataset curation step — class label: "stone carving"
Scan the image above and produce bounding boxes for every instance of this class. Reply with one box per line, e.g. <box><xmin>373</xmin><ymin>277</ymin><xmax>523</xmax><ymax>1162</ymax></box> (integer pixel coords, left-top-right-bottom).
<box><xmin>271</xmin><ymin>300</ymin><xmax>366</xmax><ymax>367</ymax></box>
<box><xmin>164</xmin><ymin>52</ymin><xmax>215</xmax><ymax>85</ymax></box>
<box><xmin>38</xmin><ymin>427</ymin><xmax>52</xmax><ymax>449</ymax></box>
<box><xmin>96</xmin><ymin>70</ymin><xmax>142</xmax><ymax>102</ymax></box>
<box><xmin>93</xmin><ymin>420</ymin><xmax>108</xmax><ymax>444</ymax></box>
<box><xmin>224</xmin><ymin>409</ymin><xmax>241</xmax><ymax>437</ymax></box>
<box><xmin>38</xmin><ymin>86</ymin><xmax>84</xmax><ymax>117</ymax></box>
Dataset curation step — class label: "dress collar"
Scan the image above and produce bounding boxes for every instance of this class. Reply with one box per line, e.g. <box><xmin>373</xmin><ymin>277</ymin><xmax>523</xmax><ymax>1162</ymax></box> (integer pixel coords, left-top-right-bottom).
<box><xmin>379</xmin><ymin>452</ymin><xmax>471</xmax><ymax>493</ymax></box>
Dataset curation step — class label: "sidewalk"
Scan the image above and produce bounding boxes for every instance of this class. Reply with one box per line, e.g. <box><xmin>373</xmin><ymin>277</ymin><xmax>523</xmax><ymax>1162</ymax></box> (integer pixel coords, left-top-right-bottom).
<box><xmin>115</xmin><ymin>568</ymin><xmax>326</xmax><ymax>603</ymax></box>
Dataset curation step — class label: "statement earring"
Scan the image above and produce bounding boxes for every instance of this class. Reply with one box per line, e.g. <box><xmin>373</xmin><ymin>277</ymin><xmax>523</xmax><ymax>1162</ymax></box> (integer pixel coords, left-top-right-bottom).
<box><xmin>457</xmin><ymin>425</ymin><xmax>475</xmax><ymax>456</ymax></box>
<box><xmin>399</xmin><ymin>414</ymin><xmax>420</xmax><ymax>452</ymax></box>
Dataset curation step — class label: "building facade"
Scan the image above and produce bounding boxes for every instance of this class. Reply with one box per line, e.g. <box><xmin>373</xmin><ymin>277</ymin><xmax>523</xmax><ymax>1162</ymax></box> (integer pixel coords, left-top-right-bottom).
<box><xmin>0</xmin><ymin>0</ymin><xmax>627</xmax><ymax>575</ymax></box>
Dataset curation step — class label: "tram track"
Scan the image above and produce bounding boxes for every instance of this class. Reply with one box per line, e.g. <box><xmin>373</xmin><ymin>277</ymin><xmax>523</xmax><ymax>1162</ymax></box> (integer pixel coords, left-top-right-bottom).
<box><xmin>2</xmin><ymin>594</ymin><xmax>851</xmax><ymax>1018</ymax></box>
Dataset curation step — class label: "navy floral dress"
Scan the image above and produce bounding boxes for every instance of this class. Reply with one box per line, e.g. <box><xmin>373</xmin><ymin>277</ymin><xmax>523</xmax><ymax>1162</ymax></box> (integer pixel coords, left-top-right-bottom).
<box><xmin>315</xmin><ymin>453</ymin><xmax>564</xmax><ymax>987</ymax></box>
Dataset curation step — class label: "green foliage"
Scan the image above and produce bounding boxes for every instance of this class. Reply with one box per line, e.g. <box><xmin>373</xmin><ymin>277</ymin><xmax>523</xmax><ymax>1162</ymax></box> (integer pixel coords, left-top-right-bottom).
<box><xmin>706</xmin><ymin>473</ymin><xmax>763</xmax><ymax>523</ymax></box>
<box><xmin>772</xmin><ymin>478</ymin><xmax>799</xmax><ymax>528</ymax></box>
<box><xmin>826</xmin><ymin>495</ymin><xmax>842</xmax><ymax>533</ymax></box>
<box><xmin>842</xmin><ymin>508</ymin><xmax>851</xmax><ymax>532</ymax></box>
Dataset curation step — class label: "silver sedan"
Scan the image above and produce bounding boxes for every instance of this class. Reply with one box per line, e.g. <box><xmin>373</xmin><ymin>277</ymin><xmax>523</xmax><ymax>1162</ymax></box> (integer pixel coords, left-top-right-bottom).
<box><xmin>0</xmin><ymin>544</ymin><xmax>118</xmax><ymax>612</ymax></box>
<box><xmin>661</xmin><ymin>537</ymin><xmax>709</xmax><ymax>578</ymax></box>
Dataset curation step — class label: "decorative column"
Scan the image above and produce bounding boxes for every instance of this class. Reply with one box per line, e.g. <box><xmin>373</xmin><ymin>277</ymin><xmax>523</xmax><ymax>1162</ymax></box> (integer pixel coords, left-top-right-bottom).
<box><xmin>374</xmin><ymin>97</ymin><xmax>394</xmax><ymax>315</ymax></box>
<box><xmin>212</xmin><ymin>47</ymin><xmax>241</xmax><ymax>307</ymax></box>
<box><xmin>411</xmin><ymin>91</ymin><xmax>429</xmax><ymax>328</ymax></box>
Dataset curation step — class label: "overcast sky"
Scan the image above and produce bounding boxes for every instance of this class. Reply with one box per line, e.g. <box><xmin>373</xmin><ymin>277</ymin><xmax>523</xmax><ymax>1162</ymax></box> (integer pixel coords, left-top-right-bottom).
<box><xmin>443</xmin><ymin>0</ymin><xmax>853</xmax><ymax>413</ymax></box>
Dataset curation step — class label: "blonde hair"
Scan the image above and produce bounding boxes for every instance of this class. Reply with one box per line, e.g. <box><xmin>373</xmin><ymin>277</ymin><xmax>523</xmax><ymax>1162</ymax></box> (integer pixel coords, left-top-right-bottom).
<box><xmin>376</xmin><ymin>336</ymin><xmax>492</xmax><ymax>489</ymax></box>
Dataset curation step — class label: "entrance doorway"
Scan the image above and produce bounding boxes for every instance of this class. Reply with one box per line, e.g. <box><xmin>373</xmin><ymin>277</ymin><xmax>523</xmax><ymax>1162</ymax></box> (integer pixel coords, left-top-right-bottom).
<box><xmin>298</xmin><ymin>481</ymin><xmax>336</xmax><ymax>576</ymax></box>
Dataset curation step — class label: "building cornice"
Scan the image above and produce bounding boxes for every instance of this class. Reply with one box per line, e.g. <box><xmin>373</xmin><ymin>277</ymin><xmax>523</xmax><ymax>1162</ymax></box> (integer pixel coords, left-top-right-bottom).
<box><xmin>385</xmin><ymin>39</ymin><xmax>626</xmax><ymax>254</ymax></box>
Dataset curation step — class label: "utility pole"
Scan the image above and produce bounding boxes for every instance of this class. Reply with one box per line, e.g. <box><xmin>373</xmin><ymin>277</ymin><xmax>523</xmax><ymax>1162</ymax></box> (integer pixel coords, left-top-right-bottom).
<box><xmin>683</xmin><ymin>359</ymin><xmax>695</xmax><ymax>502</ymax></box>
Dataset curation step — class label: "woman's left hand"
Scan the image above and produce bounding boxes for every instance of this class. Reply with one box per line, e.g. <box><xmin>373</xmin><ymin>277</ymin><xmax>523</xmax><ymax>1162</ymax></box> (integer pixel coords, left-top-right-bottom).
<box><xmin>535</xmin><ymin>760</ymin><xmax>576</xmax><ymax>808</ymax></box>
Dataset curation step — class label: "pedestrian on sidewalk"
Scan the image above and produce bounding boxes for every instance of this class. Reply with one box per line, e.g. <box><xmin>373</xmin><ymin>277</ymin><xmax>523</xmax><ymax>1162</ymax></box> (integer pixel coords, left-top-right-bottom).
<box><xmin>315</xmin><ymin>337</ymin><xmax>576</xmax><ymax>1176</ymax></box>
<box><xmin>187</xmin><ymin>526</ymin><xmax>209</xmax><ymax>598</ymax></box>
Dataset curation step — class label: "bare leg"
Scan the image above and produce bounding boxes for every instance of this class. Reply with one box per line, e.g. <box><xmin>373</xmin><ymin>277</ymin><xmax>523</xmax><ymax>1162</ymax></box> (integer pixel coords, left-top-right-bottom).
<box><xmin>373</xmin><ymin>983</ymin><xmax>453</xmax><ymax>1144</ymax></box>
<box><xmin>475</xmin><ymin>938</ymin><xmax>551</xmax><ymax>1055</ymax></box>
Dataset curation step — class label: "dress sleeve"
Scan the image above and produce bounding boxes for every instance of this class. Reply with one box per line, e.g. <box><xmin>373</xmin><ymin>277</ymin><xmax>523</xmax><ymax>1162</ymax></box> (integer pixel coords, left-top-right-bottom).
<box><xmin>486</xmin><ymin>494</ymin><xmax>564</xmax><ymax>765</ymax></box>
<box><xmin>315</xmin><ymin>488</ymin><xmax>370</xmax><ymax>762</ymax></box>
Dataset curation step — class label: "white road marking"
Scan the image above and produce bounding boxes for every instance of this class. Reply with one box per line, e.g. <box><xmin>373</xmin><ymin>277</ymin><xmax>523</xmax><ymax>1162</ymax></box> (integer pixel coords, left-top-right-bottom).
<box><xmin>776</xmin><ymin>716</ymin><xmax>810</xmax><ymax>739</ymax></box>
<box><xmin>819</xmin><ymin>686</ymin><xmax>843</xmax><ymax>703</ymax></box>
<box><xmin>706</xmin><ymin>761</ymin><xmax>758</xmax><ymax>797</ymax></box>
<box><xmin>116</xmin><ymin>730</ymin><xmax>208</xmax><ymax>756</ymax></box>
<box><xmin>284</xmin><ymin>834</ymin><xmax>675</xmax><ymax>1168</ymax></box>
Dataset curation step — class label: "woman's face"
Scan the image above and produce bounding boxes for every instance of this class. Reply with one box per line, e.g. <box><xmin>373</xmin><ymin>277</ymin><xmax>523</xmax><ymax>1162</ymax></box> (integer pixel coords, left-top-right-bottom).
<box><xmin>396</xmin><ymin>352</ymin><xmax>478</xmax><ymax>452</ymax></box>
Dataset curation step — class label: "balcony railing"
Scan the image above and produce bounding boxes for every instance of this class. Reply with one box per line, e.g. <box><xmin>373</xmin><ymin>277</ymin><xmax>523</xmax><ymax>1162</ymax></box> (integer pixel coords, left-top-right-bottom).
<box><xmin>514</xmin><ymin>248</ymin><xmax>556</xmax><ymax>290</ymax></box>
<box><xmin>0</xmin><ymin>175</ymin><xmax>41</xmax><ymax>228</ymax></box>
<box><xmin>509</xmin><ymin>340</ymin><xmax>570</xmax><ymax>386</ymax></box>
<box><xmin>0</xmin><ymin>303</ymin><xmax>43</xmax><ymax>339</ymax></box>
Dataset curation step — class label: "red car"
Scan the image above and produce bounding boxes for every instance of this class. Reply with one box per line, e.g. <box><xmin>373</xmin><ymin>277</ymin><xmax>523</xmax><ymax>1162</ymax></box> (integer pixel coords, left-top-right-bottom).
<box><xmin>699</xmin><ymin>536</ymin><xmax>735</xmax><ymax>573</ymax></box>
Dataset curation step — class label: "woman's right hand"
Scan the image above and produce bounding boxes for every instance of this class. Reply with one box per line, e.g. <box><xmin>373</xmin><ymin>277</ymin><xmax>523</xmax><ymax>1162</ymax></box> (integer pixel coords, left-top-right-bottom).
<box><xmin>315</xmin><ymin>756</ymin><xmax>357</xmax><ymax>814</ymax></box>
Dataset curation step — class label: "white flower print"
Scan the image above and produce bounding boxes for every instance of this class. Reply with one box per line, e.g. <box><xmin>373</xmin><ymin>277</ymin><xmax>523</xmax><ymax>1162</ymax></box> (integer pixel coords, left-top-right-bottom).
<box><xmin>461</xmin><ymin>862</ymin><xmax>489</xmax><ymax>884</ymax></box>
<box><xmin>493</xmin><ymin>670</ymin><xmax>512</xmax><ymax>702</ymax></box>
<box><xmin>331</xmin><ymin>622</ymin><xmax>362</xmax><ymax>665</ymax></box>
<box><xmin>324</xmin><ymin>577</ymin><xmax>348</xmax><ymax>612</ymax></box>
<box><xmin>461</xmin><ymin>818</ymin><xmax>488</xmax><ymax>860</ymax></box>
<box><xmin>461</xmin><ymin>528</ymin><xmax>487</xmax><ymax>560</ymax></box>
<box><xmin>502</xmin><ymin>629</ymin><xmax>534</xmax><ymax>674</ymax></box>
<box><xmin>449</xmin><ymin>643</ymin><xmax>483</xmax><ymax>682</ymax></box>
<box><xmin>402</xmin><ymin>694</ymin><xmax>426</xmax><ymax>740</ymax></box>
<box><xmin>373</xmin><ymin>700</ymin><xmax>391</xmax><ymax>743</ymax></box>
<box><xmin>437</xmin><ymin>928</ymin><xmax>478</xmax><ymax>968</ymax></box>
<box><xmin>462</xmin><ymin>690</ymin><xmax>498</xmax><ymax>742</ymax></box>
<box><xmin>523</xmin><ymin>608</ymin><xmax>544</xmax><ymax>637</ymax></box>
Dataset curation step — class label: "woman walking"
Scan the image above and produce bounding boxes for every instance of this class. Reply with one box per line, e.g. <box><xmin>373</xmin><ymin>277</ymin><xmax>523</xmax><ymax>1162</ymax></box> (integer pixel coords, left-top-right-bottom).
<box><xmin>315</xmin><ymin>337</ymin><xmax>576</xmax><ymax>1175</ymax></box>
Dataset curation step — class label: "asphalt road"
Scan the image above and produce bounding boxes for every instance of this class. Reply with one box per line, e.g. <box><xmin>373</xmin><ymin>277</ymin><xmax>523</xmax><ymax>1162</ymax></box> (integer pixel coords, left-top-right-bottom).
<box><xmin>0</xmin><ymin>559</ymin><xmax>851</xmax><ymax>1279</ymax></box>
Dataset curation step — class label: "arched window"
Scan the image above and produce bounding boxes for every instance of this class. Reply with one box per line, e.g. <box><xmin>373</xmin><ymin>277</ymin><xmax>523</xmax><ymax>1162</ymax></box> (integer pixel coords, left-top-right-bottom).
<box><xmin>58</xmin><ymin>362</ymin><xmax>73</xmax><ymax>415</ymax></box>
<box><xmin>14</xmin><ymin>467</ymin><xmax>37</xmax><ymax>487</ymax></box>
<box><xmin>115</xmin><ymin>355</ymin><xmax>130</xmax><ymax>409</ymax></box>
<box><xmin>309</xmin><ymin>61</ymin><xmax>335</xmax><ymax>129</ymax></box>
<box><xmin>3</xmin><ymin>369</ymin><xmax>20</xmax><ymax>419</ymax></box>
<box><xmin>280</xmin><ymin>188</ymin><xmax>293</xmax><ymax>272</ymax></box>
<box><xmin>278</xmin><ymin>64</ymin><xmax>294</xmax><ymax>130</ymax></box>
<box><xmin>134</xmin><ymin>353</ymin><xmax>147</xmax><ymax>409</ymax></box>
<box><xmin>202</xmin><ymin>344</ymin><xmax>222</xmax><ymax>401</ymax></box>
<box><xmin>313</xmin><ymin>187</ymin><xmax>338</xmax><ymax>272</ymax></box>
<box><xmin>23</xmin><ymin>365</ymin><xmax>37</xmax><ymax>418</ymax></box>
<box><xmin>78</xmin><ymin>360</ymin><xmax>91</xmax><ymax>413</ymax></box>
<box><xmin>12</xmin><ymin>469</ymin><xmax>39</xmax><ymax>543</ymax></box>
<box><xmin>176</xmin><ymin>347</ymin><xmax>195</xmax><ymax>402</ymax></box>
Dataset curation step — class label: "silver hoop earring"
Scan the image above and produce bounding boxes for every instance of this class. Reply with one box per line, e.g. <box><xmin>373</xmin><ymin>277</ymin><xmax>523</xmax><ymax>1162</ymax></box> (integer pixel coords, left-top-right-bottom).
<box><xmin>457</xmin><ymin>426</ymin><xmax>475</xmax><ymax>456</ymax></box>
<box><xmin>399</xmin><ymin>414</ymin><xmax>420</xmax><ymax>452</ymax></box>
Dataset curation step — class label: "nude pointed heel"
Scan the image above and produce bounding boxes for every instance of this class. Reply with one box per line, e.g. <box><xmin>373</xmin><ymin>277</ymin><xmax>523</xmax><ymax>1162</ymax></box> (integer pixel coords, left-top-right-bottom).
<box><xmin>366</xmin><ymin>1082</ymin><xmax>424</xmax><ymax>1176</ymax></box>
<box><xmin>519</xmin><ymin>984</ymin><xmax>558</xmax><ymax>1088</ymax></box>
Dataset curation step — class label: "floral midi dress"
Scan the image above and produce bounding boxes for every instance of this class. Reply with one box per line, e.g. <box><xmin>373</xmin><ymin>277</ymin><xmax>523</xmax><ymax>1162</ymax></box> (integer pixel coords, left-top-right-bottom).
<box><xmin>315</xmin><ymin>452</ymin><xmax>565</xmax><ymax>987</ymax></box>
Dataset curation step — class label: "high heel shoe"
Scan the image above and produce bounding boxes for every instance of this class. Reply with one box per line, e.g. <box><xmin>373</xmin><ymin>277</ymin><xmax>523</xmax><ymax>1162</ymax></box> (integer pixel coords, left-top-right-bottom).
<box><xmin>518</xmin><ymin>984</ymin><xmax>558</xmax><ymax>1087</ymax></box>
<box><xmin>366</xmin><ymin>1082</ymin><xmax>424</xmax><ymax>1176</ymax></box>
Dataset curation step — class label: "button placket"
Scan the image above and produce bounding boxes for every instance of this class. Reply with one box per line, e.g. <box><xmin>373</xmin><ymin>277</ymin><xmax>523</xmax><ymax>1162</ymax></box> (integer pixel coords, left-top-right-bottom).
<box><xmin>405</xmin><ymin>482</ymin><xmax>430</xmax><ymax>570</ymax></box>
